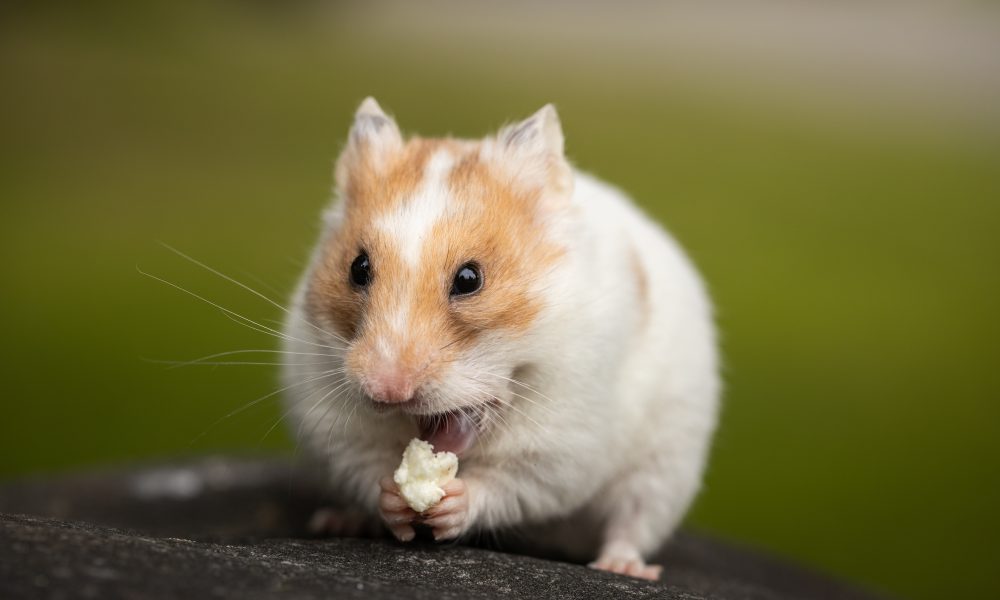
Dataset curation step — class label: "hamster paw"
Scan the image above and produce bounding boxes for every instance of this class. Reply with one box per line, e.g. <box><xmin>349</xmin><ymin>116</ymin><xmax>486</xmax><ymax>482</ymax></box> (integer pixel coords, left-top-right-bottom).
<box><xmin>589</xmin><ymin>551</ymin><xmax>663</xmax><ymax>581</ymax></box>
<box><xmin>421</xmin><ymin>478</ymin><xmax>470</xmax><ymax>542</ymax></box>
<box><xmin>378</xmin><ymin>476</ymin><xmax>419</xmax><ymax>541</ymax></box>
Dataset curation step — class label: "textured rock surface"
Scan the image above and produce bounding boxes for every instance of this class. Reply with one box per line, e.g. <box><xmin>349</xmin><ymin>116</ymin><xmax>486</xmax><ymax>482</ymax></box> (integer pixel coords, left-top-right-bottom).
<box><xmin>0</xmin><ymin>457</ymin><xmax>883</xmax><ymax>599</ymax></box>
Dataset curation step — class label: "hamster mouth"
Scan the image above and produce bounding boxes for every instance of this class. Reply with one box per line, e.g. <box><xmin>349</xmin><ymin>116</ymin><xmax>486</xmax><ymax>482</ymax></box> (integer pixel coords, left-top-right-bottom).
<box><xmin>416</xmin><ymin>410</ymin><xmax>479</xmax><ymax>457</ymax></box>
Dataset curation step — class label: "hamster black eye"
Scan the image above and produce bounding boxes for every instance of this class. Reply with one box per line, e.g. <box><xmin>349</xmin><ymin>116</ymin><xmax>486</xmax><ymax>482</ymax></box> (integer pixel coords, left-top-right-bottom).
<box><xmin>350</xmin><ymin>253</ymin><xmax>371</xmax><ymax>287</ymax></box>
<box><xmin>450</xmin><ymin>263</ymin><xmax>482</xmax><ymax>297</ymax></box>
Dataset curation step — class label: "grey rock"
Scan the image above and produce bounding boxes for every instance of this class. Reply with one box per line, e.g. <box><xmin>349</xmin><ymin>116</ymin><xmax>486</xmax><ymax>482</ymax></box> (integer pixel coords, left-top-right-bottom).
<box><xmin>0</xmin><ymin>457</ymin><xmax>883</xmax><ymax>600</ymax></box>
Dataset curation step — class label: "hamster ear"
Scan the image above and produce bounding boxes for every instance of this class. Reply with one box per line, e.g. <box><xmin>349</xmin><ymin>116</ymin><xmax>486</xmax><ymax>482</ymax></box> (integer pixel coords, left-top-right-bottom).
<box><xmin>349</xmin><ymin>97</ymin><xmax>402</xmax><ymax>151</ymax></box>
<box><xmin>489</xmin><ymin>104</ymin><xmax>572</xmax><ymax>198</ymax></box>
<box><xmin>499</xmin><ymin>104</ymin><xmax>564</xmax><ymax>158</ymax></box>
<box><xmin>336</xmin><ymin>97</ymin><xmax>403</xmax><ymax>188</ymax></box>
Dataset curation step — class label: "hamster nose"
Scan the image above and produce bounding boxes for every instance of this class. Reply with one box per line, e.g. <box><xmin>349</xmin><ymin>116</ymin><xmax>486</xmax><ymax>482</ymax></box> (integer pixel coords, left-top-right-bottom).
<box><xmin>367</xmin><ymin>368</ymin><xmax>416</xmax><ymax>405</ymax></box>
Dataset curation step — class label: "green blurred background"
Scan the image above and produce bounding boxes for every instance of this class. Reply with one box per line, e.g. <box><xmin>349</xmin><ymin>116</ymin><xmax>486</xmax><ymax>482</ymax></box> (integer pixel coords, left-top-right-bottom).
<box><xmin>2</xmin><ymin>2</ymin><xmax>998</xmax><ymax>598</ymax></box>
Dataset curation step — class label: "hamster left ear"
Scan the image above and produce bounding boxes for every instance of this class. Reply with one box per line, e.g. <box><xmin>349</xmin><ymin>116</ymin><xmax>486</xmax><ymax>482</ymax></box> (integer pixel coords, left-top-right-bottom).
<box><xmin>335</xmin><ymin>97</ymin><xmax>403</xmax><ymax>189</ymax></box>
<box><xmin>349</xmin><ymin>97</ymin><xmax>402</xmax><ymax>152</ymax></box>
<box><xmin>490</xmin><ymin>104</ymin><xmax>573</xmax><ymax>198</ymax></box>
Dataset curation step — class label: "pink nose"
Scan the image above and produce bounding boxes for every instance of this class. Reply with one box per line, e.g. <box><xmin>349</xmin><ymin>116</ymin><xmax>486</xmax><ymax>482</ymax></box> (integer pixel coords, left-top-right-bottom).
<box><xmin>366</xmin><ymin>367</ymin><xmax>416</xmax><ymax>404</ymax></box>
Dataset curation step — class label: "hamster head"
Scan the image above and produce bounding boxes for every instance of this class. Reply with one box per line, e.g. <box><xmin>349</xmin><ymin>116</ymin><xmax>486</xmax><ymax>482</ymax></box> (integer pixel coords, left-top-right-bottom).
<box><xmin>303</xmin><ymin>98</ymin><xmax>573</xmax><ymax>455</ymax></box>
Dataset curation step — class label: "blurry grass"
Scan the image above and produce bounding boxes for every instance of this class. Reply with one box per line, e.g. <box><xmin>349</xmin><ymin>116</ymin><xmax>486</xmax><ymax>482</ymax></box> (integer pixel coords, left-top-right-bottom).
<box><xmin>1</xmin><ymin>3</ymin><xmax>999</xmax><ymax>599</ymax></box>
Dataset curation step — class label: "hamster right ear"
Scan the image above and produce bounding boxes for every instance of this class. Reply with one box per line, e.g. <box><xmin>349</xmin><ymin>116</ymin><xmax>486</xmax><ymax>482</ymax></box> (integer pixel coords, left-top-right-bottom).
<box><xmin>485</xmin><ymin>104</ymin><xmax>573</xmax><ymax>200</ymax></box>
<box><xmin>335</xmin><ymin>97</ymin><xmax>403</xmax><ymax>187</ymax></box>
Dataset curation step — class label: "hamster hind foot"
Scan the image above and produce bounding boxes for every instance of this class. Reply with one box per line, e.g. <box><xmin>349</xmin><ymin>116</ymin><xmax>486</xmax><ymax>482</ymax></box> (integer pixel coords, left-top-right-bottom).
<box><xmin>589</xmin><ymin>539</ymin><xmax>664</xmax><ymax>581</ymax></box>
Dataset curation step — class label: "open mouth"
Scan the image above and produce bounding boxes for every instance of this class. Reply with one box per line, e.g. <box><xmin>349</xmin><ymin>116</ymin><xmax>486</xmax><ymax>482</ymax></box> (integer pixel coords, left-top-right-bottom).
<box><xmin>416</xmin><ymin>410</ymin><xmax>481</xmax><ymax>457</ymax></box>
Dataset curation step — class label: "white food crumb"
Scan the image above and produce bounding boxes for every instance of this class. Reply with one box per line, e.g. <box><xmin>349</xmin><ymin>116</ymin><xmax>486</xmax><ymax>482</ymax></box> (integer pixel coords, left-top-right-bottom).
<box><xmin>393</xmin><ymin>438</ymin><xmax>458</xmax><ymax>513</ymax></box>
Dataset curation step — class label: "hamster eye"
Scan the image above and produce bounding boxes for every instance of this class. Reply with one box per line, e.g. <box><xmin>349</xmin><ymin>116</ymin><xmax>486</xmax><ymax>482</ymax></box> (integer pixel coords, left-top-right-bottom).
<box><xmin>350</xmin><ymin>253</ymin><xmax>371</xmax><ymax>287</ymax></box>
<box><xmin>450</xmin><ymin>263</ymin><xmax>482</xmax><ymax>297</ymax></box>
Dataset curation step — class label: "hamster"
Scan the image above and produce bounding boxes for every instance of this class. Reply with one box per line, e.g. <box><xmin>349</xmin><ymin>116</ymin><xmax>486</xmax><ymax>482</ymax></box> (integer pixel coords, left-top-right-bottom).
<box><xmin>281</xmin><ymin>97</ymin><xmax>720</xmax><ymax>580</ymax></box>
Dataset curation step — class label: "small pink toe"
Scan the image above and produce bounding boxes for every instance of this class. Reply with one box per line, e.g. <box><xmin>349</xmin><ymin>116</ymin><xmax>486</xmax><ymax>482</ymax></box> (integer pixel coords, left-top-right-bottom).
<box><xmin>625</xmin><ymin>561</ymin><xmax>662</xmax><ymax>580</ymax></box>
<box><xmin>590</xmin><ymin>556</ymin><xmax>663</xmax><ymax>581</ymax></box>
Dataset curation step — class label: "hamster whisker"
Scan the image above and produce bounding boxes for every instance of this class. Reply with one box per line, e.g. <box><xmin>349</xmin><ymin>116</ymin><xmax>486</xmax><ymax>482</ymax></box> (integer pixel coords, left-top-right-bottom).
<box><xmin>489</xmin><ymin>398</ymin><xmax>526</xmax><ymax>435</ymax></box>
<box><xmin>147</xmin><ymin>348</ymin><xmax>340</xmax><ymax>370</ymax></box>
<box><xmin>158</xmin><ymin>243</ymin><xmax>351</xmax><ymax>347</ymax></box>
<box><xmin>503</xmin><ymin>388</ymin><xmax>557</xmax><ymax>420</ymax></box>
<box><xmin>148</xmin><ymin>359</ymin><xmax>334</xmax><ymax>368</ymax></box>
<box><xmin>473</xmin><ymin>402</ymin><xmax>505</xmax><ymax>446</ymax></box>
<box><xmin>238</xmin><ymin>269</ymin><xmax>287</xmax><ymax>302</ymax></box>
<box><xmin>326</xmin><ymin>393</ymin><xmax>364</xmax><ymax>451</ymax></box>
<box><xmin>273</xmin><ymin>315</ymin><xmax>351</xmax><ymax>348</ymax></box>
<box><xmin>299</xmin><ymin>378</ymin><xmax>365</xmax><ymax>452</ymax></box>
<box><xmin>471</xmin><ymin>369</ymin><xmax>560</xmax><ymax>409</ymax></box>
<box><xmin>300</xmin><ymin>378</ymin><xmax>356</xmax><ymax>442</ymax></box>
<box><xmin>189</xmin><ymin>369</ymin><xmax>342</xmax><ymax>445</ymax></box>
<box><xmin>463</xmin><ymin>376</ymin><xmax>549</xmax><ymax>435</ymax></box>
<box><xmin>321</xmin><ymin>402</ymin><xmax>341</xmax><ymax>454</ymax></box>
<box><xmin>138</xmin><ymin>266</ymin><xmax>344</xmax><ymax>353</ymax></box>
<box><xmin>259</xmin><ymin>315</ymin><xmax>350</xmax><ymax>348</ymax></box>
<box><xmin>454</xmin><ymin>380</ymin><xmax>515</xmax><ymax>440</ymax></box>
<box><xmin>263</xmin><ymin>375</ymin><xmax>349</xmax><ymax>443</ymax></box>
<box><xmin>219</xmin><ymin>309</ymin><xmax>344</xmax><ymax>352</ymax></box>
<box><xmin>462</xmin><ymin>369</ymin><xmax>557</xmax><ymax>420</ymax></box>
<box><xmin>484</xmin><ymin>404</ymin><xmax>514</xmax><ymax>444</ymax></box>
<box><xmin>342</xmin><ymin>400</ymin><xmax>361</xmax><ymax>433</ymax></box>
<box><xmin>466</xmin><ymin>404</ymin><xmax>491</xmax><ymax>441</ymax></box>
<box><xmin>309</xmin><ymin>391</ymin><xmax>344</xmax><ymax>452</ymax></box>
<box><xmin>262</xmin><ymin>378</ymin><xmax>340</xmax><ymax>444</ymax></box>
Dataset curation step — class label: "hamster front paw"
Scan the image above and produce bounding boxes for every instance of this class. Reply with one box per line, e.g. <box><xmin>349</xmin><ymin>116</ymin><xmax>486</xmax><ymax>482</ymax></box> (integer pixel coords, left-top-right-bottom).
<box><xmin>421</xmin><ymin>478</ymin><xmax>469</xmax><ymax>541</ymax></box>
<box><xmin>378</xmin><ymin>476</ymin><xmax>419</xmax><ymax>541</ymax></box>
<box><xmin>378</xmin><ymin>476</ymin><xmax>470</xmax><ymax>542</ymax></box>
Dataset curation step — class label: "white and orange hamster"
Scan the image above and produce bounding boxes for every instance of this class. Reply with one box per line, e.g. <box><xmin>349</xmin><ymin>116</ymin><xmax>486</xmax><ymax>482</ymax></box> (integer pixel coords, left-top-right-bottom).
<box><xmin>281</xmin><ymin>98</ymin><xmax>720</xmax><ymax>580</ymax></box>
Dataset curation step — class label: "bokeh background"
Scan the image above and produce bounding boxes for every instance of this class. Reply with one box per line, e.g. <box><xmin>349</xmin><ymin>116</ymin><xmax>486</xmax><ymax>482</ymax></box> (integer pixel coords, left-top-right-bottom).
<box><xmin>2</xmin><ymin>1</ymin><xmax>998</xmax><ymax>598</ymax></box>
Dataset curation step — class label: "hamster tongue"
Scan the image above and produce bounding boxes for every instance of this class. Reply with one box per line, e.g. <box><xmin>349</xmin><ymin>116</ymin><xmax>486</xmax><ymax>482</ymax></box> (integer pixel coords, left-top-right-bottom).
<box><xmin>418</xmin><ymin>411</ymin><xmax>477</xmax><ymax>457</ymax></box>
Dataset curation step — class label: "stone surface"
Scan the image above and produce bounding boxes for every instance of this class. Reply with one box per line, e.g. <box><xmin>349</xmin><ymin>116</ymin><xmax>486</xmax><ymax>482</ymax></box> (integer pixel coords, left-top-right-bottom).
<box><xmin>0</xmin><ymin>457</ymin><xmax>884</xmax><ymax>599</ymax></box>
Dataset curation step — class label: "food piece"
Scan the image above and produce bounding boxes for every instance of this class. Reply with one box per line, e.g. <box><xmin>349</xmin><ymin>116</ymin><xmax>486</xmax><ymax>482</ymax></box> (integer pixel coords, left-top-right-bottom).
<box><xmin>393</xmin><ymin>438</ymin><xmax>459</xmax><ymax>513</ymax></box>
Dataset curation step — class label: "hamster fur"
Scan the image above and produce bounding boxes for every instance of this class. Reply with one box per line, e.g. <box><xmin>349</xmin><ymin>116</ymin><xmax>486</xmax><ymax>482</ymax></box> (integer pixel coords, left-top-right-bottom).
<box><xmin>281</xmin><ymin>98</ymin><xmax>719</xmax><ymax>579</ymax></box>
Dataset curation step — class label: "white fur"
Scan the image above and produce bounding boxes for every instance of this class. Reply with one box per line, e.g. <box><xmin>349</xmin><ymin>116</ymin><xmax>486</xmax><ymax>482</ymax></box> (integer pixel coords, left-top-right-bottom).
<box><xmin>282</xmin><ymin>112</ymin><xmax>719</xmax><ymax>564</ymax></box>
<box><xmin>375</xmin><ymin>149</ymin><xmax>455</xmax><ymax>268</ymax></box>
